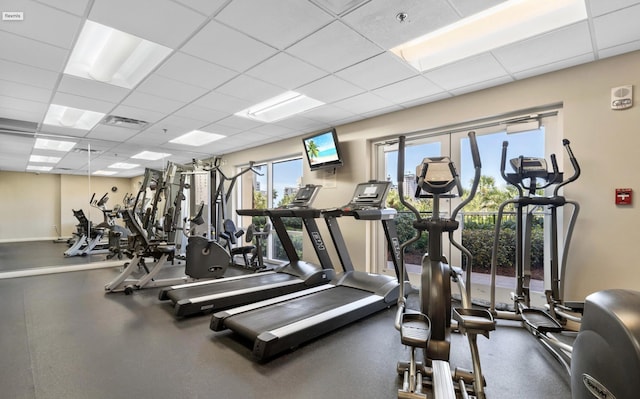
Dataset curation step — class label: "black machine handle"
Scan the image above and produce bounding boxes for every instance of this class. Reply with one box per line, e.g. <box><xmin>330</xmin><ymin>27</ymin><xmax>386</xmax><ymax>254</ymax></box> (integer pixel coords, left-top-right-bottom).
<box><xmin>97</xmin><ymin>192</ymin><xmax>109</xmax><ymax>207</ymax></box>
<box><xmin>469</xmin><ymin>131</ymin><xmax>481</xmax><ymax>169</ymax></box>
<box><xmin>90</xmin><ymin>192</ymin><xmax>96</xmax><ymax>204</ymax></box>
<box><xmin>397</xmin><ymin>136</ymin><xmax>423</xmax><ymax>222</ymax></box>
<box><xmin>554</xmin><ymin>139</ymin><xmax>581</xmax><ymax>195</ymax></box>
<box><xmin>500</xmin><ymin>141</ymin><xmax>510</xmax><ymax>185</ymax></box>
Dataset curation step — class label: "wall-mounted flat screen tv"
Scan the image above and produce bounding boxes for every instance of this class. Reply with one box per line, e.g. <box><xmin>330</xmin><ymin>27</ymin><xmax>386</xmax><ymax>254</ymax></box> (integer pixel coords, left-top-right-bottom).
<box><xmin>302</xmin><ymin>129</ymin><xmax>344</xmax><ymax>171</ymax></box>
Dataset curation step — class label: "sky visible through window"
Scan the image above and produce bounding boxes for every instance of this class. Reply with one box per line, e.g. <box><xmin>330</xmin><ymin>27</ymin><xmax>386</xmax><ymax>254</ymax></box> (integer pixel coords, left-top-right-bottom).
<box><xmin>386</xmin><ymin>129</ymin><xmax>545</xmax><ymax>190</ymax></box>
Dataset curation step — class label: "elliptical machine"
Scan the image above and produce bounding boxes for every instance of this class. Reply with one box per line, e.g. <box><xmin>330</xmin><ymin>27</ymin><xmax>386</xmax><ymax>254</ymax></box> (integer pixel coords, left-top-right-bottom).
<box><xmin>489</xmin><ymin>139</ymin><xmax>580</xmax><ymax>373</ymax></box>
<box><xmin>488</xmin><ymin>140</ymin><xmax>640</xmax><ymax>399</ymax></box>
<box><xmin>395</xmin><ymin>132</ymin><xmax>495</xmax><ymax>399</ymax></box>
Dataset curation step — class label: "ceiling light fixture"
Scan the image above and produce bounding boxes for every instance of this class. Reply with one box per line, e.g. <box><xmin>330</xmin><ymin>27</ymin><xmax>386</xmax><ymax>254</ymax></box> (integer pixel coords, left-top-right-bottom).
<box><xmin>29</xmin><ymin>155</ymin><xmax>61</xmax><ymax>163</ymax></box>
<box><xmin>169</xmin><ymin>130</ymin><xmax>225</xmax><ymax>146</ymax></box>
<box><xmin>390</xmin><ymin>0</ymin><xmax>588</xmax><ymax>72</ymax></box>
<box><xmin>43</xmin><ymin>104</ymin><xmax>105</xmax><ymax>130</ymax></box>
<box><xmin>34</xmin><ymin>138</ymin><xmax>77</xmax><ymax>152</ymax></box>
<box><xmin>131</xmin><ymin>151</ymin><xmax>171</xmax><ymax>161</ymax></box>
<box><xmin>93</xmin><ymin>170</ymin><xmax>118</xmax><ymax>176</ymax></box>
<box><xmin>108</xmin><ymin>162</ymin><xmax>140</xmax><ymax>169</ymax></box>
<box><xmin>26</xmin><ymin>165</ymin><xmax>53</xmax><ymax>172</ymax></box>
<box><xmin>235</xmin><ymin>91</ymin><xmax>325</xmax><ymax>123</ymax></box>
<box><xmin>64</xmin><ymin>20</ymin><xmax>172</xmax><ymax>88</ymax></box>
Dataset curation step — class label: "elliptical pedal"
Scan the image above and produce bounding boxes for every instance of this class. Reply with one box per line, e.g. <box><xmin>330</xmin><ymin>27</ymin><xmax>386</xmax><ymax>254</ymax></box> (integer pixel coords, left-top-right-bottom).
<box><xmin>521</xmin><ymin>308</ymin><xmax>563</xmax><ymax>333</ymax></box>
<box><xmin>400</xmin><ymin>313</ymin><xmax>431</xmax><ymax>348</ymax></box>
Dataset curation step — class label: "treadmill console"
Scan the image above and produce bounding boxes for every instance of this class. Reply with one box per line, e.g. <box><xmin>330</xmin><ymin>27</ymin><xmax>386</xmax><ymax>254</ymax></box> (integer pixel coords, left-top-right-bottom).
<box><xmin>281</xmin><ymin>184</ymin><xmax>321</xmax><ymax>209</ymax></box>
<box><xmin>338</xmin><ymin>180</ymin><xmax>395</xmax><ymax>220</ymax></box>
<box><xmin>347</xmin><ymin>180</ymin><xmax>390</xmax><ymax>209</ymax></box>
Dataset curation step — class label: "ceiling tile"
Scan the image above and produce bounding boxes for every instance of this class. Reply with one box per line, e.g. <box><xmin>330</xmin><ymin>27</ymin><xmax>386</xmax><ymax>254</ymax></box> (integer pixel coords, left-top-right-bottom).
<box><xmin>593</xmin><ymin>3</ymin><xmax>640</xmax><ymax>51</ymax></box>
<box><xmin>493</xmin><ymin>22</ymin><xmax>594</xmax><ymax>74</ymax></box>
<box><xmin>120</xmin><ymin>91</ymin><xmax>185</xmax><ymax>114</ymax></box>
<box><xmin>0</xmin><ymin>94</ymin><xmax>48</xmax><ymax>115</ymax></box>
<box><xmin>0</xmin><ymin>0</ymin><xmax>81</xmax><ymax>48</ymax></box>
<box><xmin>88</xmin><ymin>0</ymin><xmax>206</xmax><ymax>48</ymax></box>
<box><xmin>215</xmin><ymin>115</ymin><xmax>264</xmax><ymax>131</ymax></box>
<box><xmin>588</xmin><ymin>0</ymin><xmax>640</xmax><ymax>17</ymax></box>
<box><xmin>342</xmin><ymin>0</ymin><xmax>460</xmax><ymax>49</ymax></box>
<box><xmin>57</xmin><ymin>76</ymin><xmax>130</xmax><ymax>104</ymax></box>
<box><xmin>449</xmin><ymin>75</ymin><xmax>513</xmax><ymax>96</ymax></box>
<box><xmin>51</xmin><ymin>92</ymin><xmax>115</xmax><ymax>113</ymax></box>
<box><xmin>297</xmin><ymin>75</ymin><xmax>365</xmax><ymax>104</ymax></box>
<box><xmin>86</xmin><ymin>124</ymin><xmax>140</xmax><ymax>142</ymax></box>
<box><xmin>0</xmin><ymin>80</ymin><xmax>52</xmax><ymax>104</ymax></box>
<box><xmin>181</xmin><ymin>20</ymin><xmax>278</xmax><ymax>72</ymax></box>
<box><xmin>173</xmin><ymin>0</ymin><xmax>228</xmax><ymax>16</ymax></box>
<box><xmin>511</xmin><ymin>53</ymin><xmax>595</xmax><ymax>80</ymax></box>
<box><xmin>310</xmin><ymin>0</ymin><xmax>370</xmax><ymax>16</ymax></box>
<box><xmin>0</xmin><ymin>59</ymin><xmax>59</xmax><ymax>90</ymax></box>
<box><xmin>0</xmin><ymin>31</ymin><xmax>68</xmax><ymax>72</ymax></box>
<box><xmin>372</xmin><ymin>76</ymin><xmax>443</xmax><ymax>104</ymax></box>
<box><xmin>146</xmin><ymin>114</ymin><xmax>208</xmax><ymax>137</ymax></box>
<box><xmin>193</xmin><ymin>91</ymin><xmax>252</xmax><ymax>114</ymax></box>
<box><xmin>136</xmin><ymin>74</ymin><xmax>209</xmax><ymax>103</ymax></box>
<box><xmin>424</xmin><ymin>53</ymin><xmax>509</xmax><ymax>91</ymax></box>
<box><xmin>332</xmin><ymin>92</ymin><xmax>395</xmax><ymax>114</ymax></box>
<box><xmin>215</xmin><ymin>0</ymin><xmax>333</xmax><ymax>49</ymax></box>
<box><xmin>173</xmin><ymin>104</ymin><xmax>228</xmax><ymax>123</ymax></box>
<box><xmin>155</xmin><ymin>52</ymin><xmax>238</xmax><ymax>90</ymax></box>
<box><xmin>448</xmin><ymin>0</ymin><xmax>507</xmax><ymax>17</ymax></box>
<box><xmin>246</xmin><ymin>53</ymin><xmax>328</xmax><ymax>90</ymax></box>
<box><xmin>300</xmin><ymin>104</ymin><xmax>357</xmax><ymax>124</ymax></box>
<box><xmin>216</xmin><ymin>75</ymin><xmax>283</xmax><ymax>104</ymax></box>
<box><xmin>286</xmin><ymin>21</ymin><xmax>383</xmax><ymax>72</ymax></box>
<box><xmin>335</xmin><ymin>52</ymin><xmax>417</xmax><ymax>90</ymax></box>
<box><xmin>36</xmin><ymin>0</ymin><xmax>91</xmax><ymax>16</ymax></box>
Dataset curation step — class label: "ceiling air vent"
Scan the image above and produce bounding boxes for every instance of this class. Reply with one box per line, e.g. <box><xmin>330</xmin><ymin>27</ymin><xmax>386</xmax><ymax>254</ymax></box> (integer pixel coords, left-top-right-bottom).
<box><xmin>102</xmin><ymin>115</ymin><xmax>149</xmax><ymax>130</ymax></box>
<box><xmin>72</xmin><ymin>147</ymin><xmax>101</xmax><ymax>154</ymax></box>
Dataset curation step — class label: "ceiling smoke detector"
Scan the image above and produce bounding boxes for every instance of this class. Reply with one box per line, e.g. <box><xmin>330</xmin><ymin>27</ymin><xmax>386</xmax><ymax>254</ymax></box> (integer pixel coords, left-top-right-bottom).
<box><xmin>102</xmin><ymin>115</ymin><xmax>149</xmax><ymax>130</ymax></box>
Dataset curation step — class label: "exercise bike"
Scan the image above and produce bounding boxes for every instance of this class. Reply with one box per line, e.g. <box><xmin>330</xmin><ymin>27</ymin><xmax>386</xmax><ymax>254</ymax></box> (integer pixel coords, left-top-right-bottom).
<box><xmin>395</xmin><ymin>132</ymin><xmax>495</xmax><ymax>399</ymax></box>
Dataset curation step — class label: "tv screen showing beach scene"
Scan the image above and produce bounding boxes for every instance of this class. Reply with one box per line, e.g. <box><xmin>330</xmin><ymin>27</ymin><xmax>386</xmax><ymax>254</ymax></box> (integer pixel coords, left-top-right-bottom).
<box><xmin>303</xmin><ymin>129</ymin><xmax>343</xmax><ymax>170</ymax></box>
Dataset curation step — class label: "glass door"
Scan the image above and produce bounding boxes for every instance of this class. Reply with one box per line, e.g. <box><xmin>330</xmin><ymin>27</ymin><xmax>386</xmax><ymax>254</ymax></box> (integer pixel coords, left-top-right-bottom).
<box><xmin>374</xmin><ymin>134</ymin><xmax>450</xmax><ymax>283</ymax></box>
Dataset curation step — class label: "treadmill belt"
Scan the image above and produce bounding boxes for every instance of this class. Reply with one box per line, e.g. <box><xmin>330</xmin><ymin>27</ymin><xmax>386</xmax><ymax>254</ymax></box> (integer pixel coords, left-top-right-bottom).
<box><xmin>224</xmin><ymin>286</ymin><xmax>373</xmax><ymax>340</ymax></box>
<box><xmin>167</xmin><ymin>273</ymin><xmax>299</xmax><ymax>302</ymax></box>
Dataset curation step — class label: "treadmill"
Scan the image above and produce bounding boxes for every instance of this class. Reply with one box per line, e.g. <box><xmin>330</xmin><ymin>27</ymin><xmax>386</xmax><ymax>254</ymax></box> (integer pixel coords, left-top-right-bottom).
<box><xmin>158</xmin><ymin>184</ymin><xmax>336</xmax><ymax>318</ymax></box>
<box><xmin>210</xmin><ymin>180</ymin><xmax>404</xmax><ymax>361</ymax></box>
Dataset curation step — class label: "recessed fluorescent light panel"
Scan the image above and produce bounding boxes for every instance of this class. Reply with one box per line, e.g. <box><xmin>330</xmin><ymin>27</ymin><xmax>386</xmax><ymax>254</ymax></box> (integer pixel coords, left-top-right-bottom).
<box><xmin>93</xmin><ymin>170</ymin><xmax>118</xmax><ymax>176</ymax></box>
<box><xmin>235</xmin><ymin>91</ymin><xmax>325</xmax><ymax>123</ymax></box>
<box><xmin>43</xmin><ymin>104</ymin><xmax>105</xmax><ymax>130</ymax></box>
<box><xmin>390</xmin><ymin>0</ymin><xmax>588</xmax><ymax>72</ymax></box>
<box><xmin>26</xmin><ymin>165</ymin><xmax>53</xmax><ymax>172</ymax></box>
<box><xmin>108</xmin><ymin>162</ymin><xmax>140</xmax><ymax>169</ymax></box>
<box><xmin>34</xmin><ymin>138</ymin><xmax>77</xmax><ymax>152</ymax></box>
<box><xmin>65</xmin><ymin>20</ymin><xmax>172</xmax><ymax>89</ymax></box>
<box><xmin>131</xmin><ymin>151</ymin><xmax>171</xmax><ymax>160</ymax></box>
<box><xmin>29</xmin><ymin>155</ymin><xmax>61</xmax><ymax>163</ymax></box>
<box><xmin>169</xmin><ymin>130</ymin><xmax>225</xmax><ymax>146</ymax></box>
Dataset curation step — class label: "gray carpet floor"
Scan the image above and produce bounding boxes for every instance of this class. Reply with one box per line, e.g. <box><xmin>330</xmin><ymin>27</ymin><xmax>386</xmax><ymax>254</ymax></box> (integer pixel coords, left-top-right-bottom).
<box><xmin>0</xmin><ymin>241</ymin><xmax>570</xmax><ymax>398</ymax></box>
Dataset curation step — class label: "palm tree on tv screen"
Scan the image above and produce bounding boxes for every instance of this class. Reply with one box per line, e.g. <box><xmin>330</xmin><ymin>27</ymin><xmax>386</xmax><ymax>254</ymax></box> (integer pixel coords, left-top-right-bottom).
<box><xmin>306</xmin><ymin>140</ymin><xmax>319</xmax><ymax>160</ymax></box>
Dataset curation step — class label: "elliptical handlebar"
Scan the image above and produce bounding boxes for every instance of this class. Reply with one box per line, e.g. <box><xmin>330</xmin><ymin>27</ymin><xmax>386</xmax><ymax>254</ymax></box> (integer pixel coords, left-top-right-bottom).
<box><xmin>397</xmin><ymin>136</ymin><xmax>424</xmax><ymax>222</ymax></box>
<box><xmin>452</xmin><ymin>131</ymin><xmax>481</xmax><ymax>219</ymax></box>
<box><xmin>554</xmin><ymin>139</ymin><xmax>580</xmax><ymax>195</ymax></box>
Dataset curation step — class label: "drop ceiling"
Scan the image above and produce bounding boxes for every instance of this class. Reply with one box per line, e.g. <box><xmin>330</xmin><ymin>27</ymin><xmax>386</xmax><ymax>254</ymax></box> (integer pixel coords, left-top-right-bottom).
<box><xmin>1</xmin><ymin>0</ymin><xmax>639</xmax><ymax>177</ymax></box>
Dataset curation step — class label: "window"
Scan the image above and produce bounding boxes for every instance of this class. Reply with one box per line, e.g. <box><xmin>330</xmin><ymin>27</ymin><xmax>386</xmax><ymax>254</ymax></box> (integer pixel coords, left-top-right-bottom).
<box><xmin>374</xmin><ymin>111</ymin><xmax>559</xmax><ymax>307</ymax></box>
<box><xmin>238</xmin><ymin>157</ymin><xmax>303</xmax><ymax>262</ymax></box>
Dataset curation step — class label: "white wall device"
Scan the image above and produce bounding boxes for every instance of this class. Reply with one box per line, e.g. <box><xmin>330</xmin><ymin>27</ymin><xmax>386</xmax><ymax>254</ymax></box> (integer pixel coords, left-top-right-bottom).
<box><xmin>611</xmin><ymin>85</ymin><xmax>633</xmax><ymax>110</ymax></box>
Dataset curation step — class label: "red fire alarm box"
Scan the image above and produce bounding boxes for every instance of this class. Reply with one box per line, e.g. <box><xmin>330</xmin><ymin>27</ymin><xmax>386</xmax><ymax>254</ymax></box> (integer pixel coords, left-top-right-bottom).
<box><xmin>615</xmin><ymin>188</ymin><xmax>633</xmax><ymax>205</ymax></box>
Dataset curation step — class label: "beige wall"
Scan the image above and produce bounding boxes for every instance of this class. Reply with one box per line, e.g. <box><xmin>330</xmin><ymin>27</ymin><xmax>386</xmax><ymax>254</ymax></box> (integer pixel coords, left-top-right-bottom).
<box><xmin>220</xmin><ymin>50</ymin><xmax>640</xmax><ymax>302</ymax></box>
<box><xmin>2</xmin><ymin>50</ymin><xmax>639</xmax><ymax>301</ymax></box>
<box><xmin>0</xmin><ymin>171</ymin><xmax>135</xmax><ymax>241</ymax></box>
